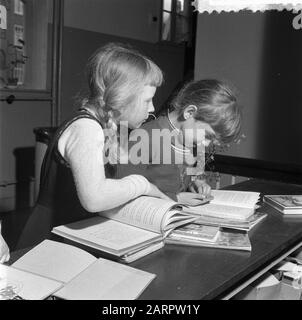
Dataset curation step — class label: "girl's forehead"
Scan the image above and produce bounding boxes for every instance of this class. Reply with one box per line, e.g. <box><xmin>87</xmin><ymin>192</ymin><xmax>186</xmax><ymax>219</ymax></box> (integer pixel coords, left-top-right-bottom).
<box><xmin>141</xmin><ymin>85</ymin><xmax>156</xmax><ymax>98</ymax></box>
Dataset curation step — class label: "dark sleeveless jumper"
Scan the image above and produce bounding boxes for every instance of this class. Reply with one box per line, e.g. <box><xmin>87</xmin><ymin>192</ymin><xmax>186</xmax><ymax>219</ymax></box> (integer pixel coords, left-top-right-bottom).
<box><xmin>17</xmin><ymin>110</ymin><xmax>115</xmax><ymax>248</ymax></box>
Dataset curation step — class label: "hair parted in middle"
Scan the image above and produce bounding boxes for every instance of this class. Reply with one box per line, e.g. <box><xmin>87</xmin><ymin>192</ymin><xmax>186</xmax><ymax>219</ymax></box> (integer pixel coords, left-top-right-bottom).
<box><xmin>170</xmin><ymin>79</ymin><xmax>242</xmax><ymax>144</ymax></box>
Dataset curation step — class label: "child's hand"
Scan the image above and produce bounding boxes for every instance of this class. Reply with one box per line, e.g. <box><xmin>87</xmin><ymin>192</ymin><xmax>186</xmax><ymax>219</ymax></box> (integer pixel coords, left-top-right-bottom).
<box><xmin>189</xmin><ymin>178</ymin><xmax>212</xmax><ymax>197</ymax></box>
<box><xmin>177</xmin><ymin>192</ymin><xmax>209</xmax><ymax>206</ymax></box>
<box><xmin>0</xmin><ymin>234</ymin><xmax>10</xmax><ymax>264</ymax></box>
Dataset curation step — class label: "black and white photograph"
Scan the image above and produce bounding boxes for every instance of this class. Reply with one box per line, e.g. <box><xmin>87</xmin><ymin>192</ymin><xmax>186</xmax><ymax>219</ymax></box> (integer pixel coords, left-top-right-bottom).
<box><xmin>0</xmin><ymin>0</ymin><xmax>302</xmax><ymax>307</ymax></box>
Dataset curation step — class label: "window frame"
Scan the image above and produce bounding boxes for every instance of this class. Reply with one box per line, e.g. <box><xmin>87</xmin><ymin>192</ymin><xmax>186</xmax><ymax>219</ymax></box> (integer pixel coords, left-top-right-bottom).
<box><xmin>159</xmin><ymin>0</ymin><xmax>193</xmax><ymax>45</ymax></box>
<box><xmin>0</xmin><ymin>0</ymin><xmax>63</xmax><ymax>120</ymax></box>
<box><xmin>13</xmin><ymin>0</ymin><xmax>24</xmax><ymax>16</ymax></box>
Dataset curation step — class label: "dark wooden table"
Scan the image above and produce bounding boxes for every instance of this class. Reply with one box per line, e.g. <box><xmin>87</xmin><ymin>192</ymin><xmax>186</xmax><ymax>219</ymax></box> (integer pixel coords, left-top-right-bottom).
<box><xmin>10</xmin><ymin>179</ymin><xmax>302</xmax><ymax>300</ymax></box>
<box><xmin>132</xmin><ymin>179</ymin><xmax>302</xmax><ymax>299</ymax></box>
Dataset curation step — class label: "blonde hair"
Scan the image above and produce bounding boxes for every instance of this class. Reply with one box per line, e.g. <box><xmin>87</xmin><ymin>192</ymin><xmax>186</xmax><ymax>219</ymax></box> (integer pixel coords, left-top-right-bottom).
<box><xmin>83</xmin><ymin>43</ymin><xmax>163</xmax><ymax>162</ymax></box>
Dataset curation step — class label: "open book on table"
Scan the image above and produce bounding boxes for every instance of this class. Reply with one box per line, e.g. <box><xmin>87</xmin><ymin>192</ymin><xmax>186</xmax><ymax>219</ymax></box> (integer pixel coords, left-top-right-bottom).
<box><xmin>184</xmin><ymin>190</ymin><xmax>261</xmax><ymax>221</ymax></box>
<box><xmin>7</xmin><ymin>240</ymin><xmax>155</xmax><ymax>300</ymax></box>
<box><xmin>52</xmin><ymin>196</ymin><xmax>198</xmax><ymax>263</ymax></box>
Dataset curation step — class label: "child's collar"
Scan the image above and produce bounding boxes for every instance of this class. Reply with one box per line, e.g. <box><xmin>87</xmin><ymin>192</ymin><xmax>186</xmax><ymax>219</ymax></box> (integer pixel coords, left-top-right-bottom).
<box><xmin>167</xmin><ymin>109</ymin><xmax>181</xmax><ymax>134</ymax></box>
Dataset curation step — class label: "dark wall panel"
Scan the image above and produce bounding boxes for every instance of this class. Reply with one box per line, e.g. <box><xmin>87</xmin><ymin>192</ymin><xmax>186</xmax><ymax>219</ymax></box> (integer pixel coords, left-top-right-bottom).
<box><xmin>256</xmin><ymin>11</ymin><xmax>302</xmax><ymax>165</ymax></box>
<box><xmin>195</xmin><ymin>10</ymin><xmax>302</xmax><ymax>166</ymax></box>
<box><xmin>61</xmin><ymin>27</ymin><xmax>186</xmax><ymax>121</ymax></box>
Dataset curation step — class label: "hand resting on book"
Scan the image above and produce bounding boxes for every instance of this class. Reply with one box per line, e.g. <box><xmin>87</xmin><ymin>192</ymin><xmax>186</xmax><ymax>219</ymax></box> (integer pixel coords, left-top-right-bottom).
<box><xmin>184</xmin><ymin>190</ymin><xmax>260</xmax><ymax>221</ymax></box>
<box><xmin>188</xmin><ymin>178</ymin><xmax>212</xmax><ymax>197</ymax></box>
<box><xmin>177</xmin><ymin>192</ymin><xmax>213</xmax><ymax>206</ymax></box>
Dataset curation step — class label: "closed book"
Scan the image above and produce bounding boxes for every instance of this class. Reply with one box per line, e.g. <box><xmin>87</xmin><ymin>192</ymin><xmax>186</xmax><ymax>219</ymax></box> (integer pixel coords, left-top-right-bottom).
<box><xmin>168</xmin><ymin>224</ymin><xmax>220</xmax><ymax>243</ymax></box>
<box><xmin>165</xmin><ymin>229</ymin><xmax>252</xmax><ymax>251</ymax></box>
<box><xmin>264</xmin><ymin>195</ymin><xmax>302</xmax><ymax>215</ymax></box>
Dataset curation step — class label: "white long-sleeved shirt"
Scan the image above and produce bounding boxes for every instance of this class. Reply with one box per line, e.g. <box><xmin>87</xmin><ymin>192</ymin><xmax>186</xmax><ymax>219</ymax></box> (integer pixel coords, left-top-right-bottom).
<box><xmin>58</xmin><ymin>118</ymin><xmax>151</xmax><ymax>212</ymax></box>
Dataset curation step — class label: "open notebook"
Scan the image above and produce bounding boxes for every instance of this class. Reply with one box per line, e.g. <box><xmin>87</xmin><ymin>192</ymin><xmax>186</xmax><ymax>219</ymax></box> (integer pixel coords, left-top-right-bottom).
<box><xmin>0</xmin><ymin>264</ymin><xmax>62</xmax><ymax>300</ymax></box>
<box><xmin>8</xmin><ymin>240</ymin><xmax>155</xmax><ymax>300</ymax></box>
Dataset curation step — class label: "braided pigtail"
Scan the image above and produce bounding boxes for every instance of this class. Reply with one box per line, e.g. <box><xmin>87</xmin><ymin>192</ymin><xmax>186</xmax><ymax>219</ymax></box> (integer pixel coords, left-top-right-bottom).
<box><xmin>83</xmin><ymin>42</ymin><xmax>163</xmax><ymax>164</ymax></box>
<box><xmin>103</xmin><ymin>109</ymin><xmax>120</xmax><ymax>164</ymax></box>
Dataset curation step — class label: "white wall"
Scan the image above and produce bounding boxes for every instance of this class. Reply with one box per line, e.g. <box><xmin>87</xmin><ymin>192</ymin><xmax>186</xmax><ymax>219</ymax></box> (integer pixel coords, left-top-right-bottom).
<box><xmin>64</xmin><ymin>0</ymin><xmax>161</xmax><ymax>43</ymax></box>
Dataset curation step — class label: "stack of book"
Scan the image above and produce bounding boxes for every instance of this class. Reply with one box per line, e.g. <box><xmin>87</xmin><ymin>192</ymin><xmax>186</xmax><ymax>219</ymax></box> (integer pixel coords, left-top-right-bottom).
<box><xmin>52</xmin><ymin>196</ymin><xmax>198</xmax><ymax>263</ymax></box>
<box><xmin>166</xmin><ymin>190</ymin><xmax>267</xmax><ymax>251</ymax></box>
<box><xmin>52</xmin><ymin>190</ymin><xmax>267</xmax><ymax>258</ymax></box>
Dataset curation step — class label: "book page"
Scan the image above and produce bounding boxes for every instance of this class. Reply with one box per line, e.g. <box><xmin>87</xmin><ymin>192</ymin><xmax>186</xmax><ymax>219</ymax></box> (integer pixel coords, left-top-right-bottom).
<box><xmin>0</xmin><ymin>264</ymin><xmax>62</xmax><ymax>300</ymax></box>
<box><xmin>161</xmin><ymin>209</ymin><xmax>198</xmax><ymax>231</ymax></box>
<box><xmin>185</xmin><ymin>203</ymin><xmax>254</xmax><ymax>221</ymax></box>
<box><xmin>52</xmin><ymin>216</ymin><xmax>161</xmax><ymax>256</ymax></box>
<box><xmin>210</xmin><ymin>190</ymin><xmax>260</xmax><ymax>208</ymax></box>
<box><xmin>12</xmin><ymin>240</ymin><xmax>96</xmax><ymax>283</ymax></box>
<box><xmin>100</xmin><ymin>196</ymin><xmax>178</xmax><ymax>234</ymax></box>
<box><xmin>54</xmin><ymin>257</ymin><xmax>155</xmax><ymax>300</ymax></box>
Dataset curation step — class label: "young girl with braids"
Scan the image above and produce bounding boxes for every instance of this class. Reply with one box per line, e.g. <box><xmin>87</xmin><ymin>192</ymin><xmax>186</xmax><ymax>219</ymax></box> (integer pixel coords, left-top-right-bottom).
<box><xmin>117</xmin><ymin>79</ymin><xmax>242</xmax><ymax>205</ymax></box>
<box><xmin>17</xmin><ymin>43</ymin><xmax>170</xmax><ymax>248</ymax></box>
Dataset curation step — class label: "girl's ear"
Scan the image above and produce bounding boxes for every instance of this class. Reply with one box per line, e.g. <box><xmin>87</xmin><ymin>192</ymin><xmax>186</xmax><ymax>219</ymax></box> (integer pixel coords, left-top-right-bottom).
<box><xmin>183</xmin><ymin>105</ymin><xmax>197</xmax><ymax>120</ymax></box>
